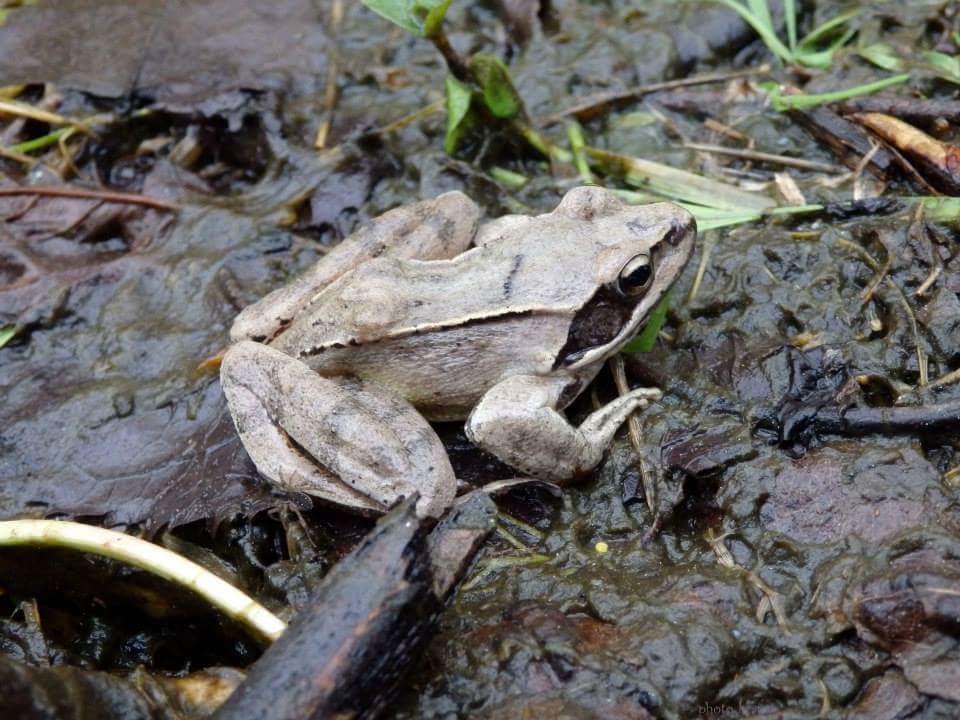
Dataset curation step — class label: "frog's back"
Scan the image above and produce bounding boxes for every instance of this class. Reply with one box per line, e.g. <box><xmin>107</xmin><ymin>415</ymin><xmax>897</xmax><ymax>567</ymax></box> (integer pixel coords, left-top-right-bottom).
<box><xmin>271</xmin><ymin>241</ymin><xmax>596</xmax><ymax>418</ymax></box>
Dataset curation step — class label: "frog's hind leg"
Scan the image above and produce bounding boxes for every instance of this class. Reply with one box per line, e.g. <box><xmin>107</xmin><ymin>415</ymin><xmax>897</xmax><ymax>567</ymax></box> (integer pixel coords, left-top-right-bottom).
<box><xmin>230</xmin><ymin>192</ymin><xmax>481</xmax><ymax>342</ymax></box>
<box><xmin>220</xmin><ymin>341</ymin><xmax>456</xmax><ymax>518</ymax></box>
<box><xmin>465</xmin><ymin>374</ymin><xmax>660</xmax><ymax>483</ymax></box>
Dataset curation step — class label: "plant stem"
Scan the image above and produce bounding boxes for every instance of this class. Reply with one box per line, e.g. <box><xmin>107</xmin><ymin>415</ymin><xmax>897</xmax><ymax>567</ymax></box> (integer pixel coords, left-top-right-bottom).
<box><xmin>513</xmin><ymin>120</ymin><xmax>572</xmax><ymax>163</ymax></box>
<box><xmin>430</xmin><ymin>29</ymin><xmax>469</xmax><ymax>81</ymax></box>
<box><xmin>0</xmin><ymin>520</ymin><xmax>286</xmax><ymax>645</ymax></box>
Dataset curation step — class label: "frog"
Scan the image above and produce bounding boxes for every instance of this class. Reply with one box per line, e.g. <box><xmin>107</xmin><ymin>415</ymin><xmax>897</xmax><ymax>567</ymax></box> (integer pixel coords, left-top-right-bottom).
<box><xmin>220</xmin><ymin>186</ymin><xmax>695</xmax><ymax>518</ymax></box>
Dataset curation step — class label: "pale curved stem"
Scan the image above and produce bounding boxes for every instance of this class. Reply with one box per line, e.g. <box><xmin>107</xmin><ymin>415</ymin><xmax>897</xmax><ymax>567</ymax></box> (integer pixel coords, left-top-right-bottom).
<box><xmin>0</xmin><ymin>520</ymin><xmax>286</xmax><ymax>645</ymax></box>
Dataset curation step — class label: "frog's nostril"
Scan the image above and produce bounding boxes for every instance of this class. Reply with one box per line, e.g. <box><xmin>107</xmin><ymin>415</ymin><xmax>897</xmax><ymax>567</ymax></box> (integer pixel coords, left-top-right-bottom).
<box><xmin>664</xmin><ymin>218</ymin><xmax>693</xmax><ymax>246</ymax></box>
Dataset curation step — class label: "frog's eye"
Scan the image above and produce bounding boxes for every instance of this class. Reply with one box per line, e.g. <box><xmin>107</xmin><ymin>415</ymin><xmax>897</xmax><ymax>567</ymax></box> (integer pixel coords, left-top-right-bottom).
<box><xmin>616</xmin><ymin>253</ymin><xmax>653</xmax><ymax>298</ymax></box>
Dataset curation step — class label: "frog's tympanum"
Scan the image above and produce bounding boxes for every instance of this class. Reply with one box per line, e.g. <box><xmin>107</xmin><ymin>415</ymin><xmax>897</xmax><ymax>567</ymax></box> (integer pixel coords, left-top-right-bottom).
<box><xmin>221</xmin><ymin>186</ymin><xmax>695</xmax><ymax>517</ymax></box>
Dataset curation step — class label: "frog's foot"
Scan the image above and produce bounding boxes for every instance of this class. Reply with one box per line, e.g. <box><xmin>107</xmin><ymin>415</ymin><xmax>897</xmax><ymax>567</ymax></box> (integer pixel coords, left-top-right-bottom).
<box><xmin>221</xmin><ymin>341</ymin><xmax>456</xmax><ymax>518</ymax></box>
<box><xmin>465</xmin><ymin>375</ymin><xmax>660</xmax><ymax>484</ymax></box>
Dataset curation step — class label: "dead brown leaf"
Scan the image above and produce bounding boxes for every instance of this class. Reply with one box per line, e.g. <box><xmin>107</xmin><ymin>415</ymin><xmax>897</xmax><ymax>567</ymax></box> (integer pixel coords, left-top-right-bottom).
<box><xmin>855</xmin><ymin>112</ymin><xmax>960</xmax><ymax>194</ymax></box>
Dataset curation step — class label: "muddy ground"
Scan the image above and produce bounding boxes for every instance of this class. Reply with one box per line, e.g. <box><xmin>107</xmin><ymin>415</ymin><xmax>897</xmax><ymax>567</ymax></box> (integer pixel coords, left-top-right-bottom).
<box><xmin>0</xmin><ymin>1</ymin><xmax>959</xmax><ymax>718</ymax></box>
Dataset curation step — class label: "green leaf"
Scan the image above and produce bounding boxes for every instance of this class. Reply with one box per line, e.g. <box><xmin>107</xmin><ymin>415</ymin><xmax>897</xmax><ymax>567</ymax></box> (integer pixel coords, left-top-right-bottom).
<box><xmin>468</xmin><ymin>54</ymin><xmax>523</xmax><ymax>119</ymax></box>
<box><xmin>925</xmin><ymin>51</ymin><xmax>960</xmax><ymax>84</ymax></box>
<box><xmin>767</xmin><ymin>73</ymin><xmax>911</xmax><ymax>111</ymax></box>
<box><xmin>362</xmin><ymin>0</ymin><xmax>451</xmax><ymax>38</ymax></box>
<box><xmin>444</xmin><ymin>75</ymin><xmax>474</xmax><ymax>154</ymax></box>
<box><xmin>858</xmin><ymin>43</ymin><xmax>905</xmax><ymax>72</ymax></box>
<box><xmin>0</xmin><ymin>325</ymin><xmax>16</xmax><ymax>350</ymax></box>
<box><xmin>622</xmin><ymin>294</ymin><xmax>672</xmax><ymax>353</ymax></box>
<box><xmin>488</xmin><ymin>166</ymin><xmax>528</xmax><ymax>190</ymax></box>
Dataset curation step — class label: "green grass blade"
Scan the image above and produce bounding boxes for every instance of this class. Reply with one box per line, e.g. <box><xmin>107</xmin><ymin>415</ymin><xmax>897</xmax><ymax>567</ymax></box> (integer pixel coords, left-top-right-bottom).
<box><xmin>0</xmin><ymin>326</ymin><xmax>16</xmax><ymax>349</ymax></box>
<box><xmin>566</xmin><ymin>122</ymin><xmax>593</xmax><ymax>184</ymax></box>
<box><xmin>769</xmin><ymin>73</ymin><xmax>910</xmax><ymax>111</ymax></box>
<box><xmin>8</xmin><ymin>127</ymin><xmax>69</xmax><ymax>154</ymax></box>
<box><xmin>794</xmin><ymin>28</ymin><xmax>857</xmax><ymax>69</ymax></box>
<box><xmin>678</xmin><ymin>204</ymin><xmax>763</xmax><ymax>230</ymax></box>
<box><xmin>784</xmin><ymin>0</ymin><xmax>797</xmax><ymax>51</ymax></box>
<box><xmin>610</xmin><ymin>188</ymin><xmax>662</xmax><ymax>205</ymax></box>
<box><xmin>622</xmin><ymin>292</ymin><xmax>672</xmax><ymax>353</ymax></box>
<box><xmin>587</xmin><ymin>147</ymin><xmax>775</xmax><ymax>212</ymax></box>
<box><xmin>918</xmin><ymin>197</ymin><xmax>960</xmax><ymax>222</ymax></box>
<box><xmin>746</xmin><ymin>0</ymin><xmax>775</xmax><ymax>35</ymax></box>
<box><xmin>797</xmin><ymin>10</ymin><xmax>860</xmax><ymax>49</ymax></box>
<box><xmin>488</xmin><ymin>166</ymin><xmax>528</xmax><ymax>190</ymax></box>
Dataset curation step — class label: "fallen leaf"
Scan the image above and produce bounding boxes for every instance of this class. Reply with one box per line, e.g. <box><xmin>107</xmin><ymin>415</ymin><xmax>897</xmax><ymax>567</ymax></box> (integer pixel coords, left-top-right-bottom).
<box><xmin>855</xmin><ymin>112</ymin><xmax>960</xmax><ymax>194</ymax></box>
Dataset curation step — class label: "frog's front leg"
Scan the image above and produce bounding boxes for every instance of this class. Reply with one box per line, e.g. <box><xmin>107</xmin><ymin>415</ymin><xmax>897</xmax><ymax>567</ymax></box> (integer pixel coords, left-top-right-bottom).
<box><xmin>220</xmin><ymin>341</ymin><xmax>456</xmax><ymax>518</ymax></box>
<box><xmin>465</xmin><ymin>375</ymin><xmax>661</xmax><ymax>483</ymax></box>
<box><xmin>231</xmin><ymin>191</ymin><xmax>481</xmax><ymax>342</ymax></box>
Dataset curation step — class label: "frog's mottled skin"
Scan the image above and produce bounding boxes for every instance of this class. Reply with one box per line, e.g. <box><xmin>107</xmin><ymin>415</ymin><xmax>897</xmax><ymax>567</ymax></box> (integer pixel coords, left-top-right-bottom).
<box><xmin>221</xmin><ymin>186</ymin><xmax>695</xmax><ymax>517</ymax></box>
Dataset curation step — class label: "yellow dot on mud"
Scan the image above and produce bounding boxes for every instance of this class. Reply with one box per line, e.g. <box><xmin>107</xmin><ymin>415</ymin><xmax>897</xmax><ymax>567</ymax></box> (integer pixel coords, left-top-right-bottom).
<box><xmin>595</xmin><ymin>541</ymin><xmax>609</xmax><ymax>554</ymax></box>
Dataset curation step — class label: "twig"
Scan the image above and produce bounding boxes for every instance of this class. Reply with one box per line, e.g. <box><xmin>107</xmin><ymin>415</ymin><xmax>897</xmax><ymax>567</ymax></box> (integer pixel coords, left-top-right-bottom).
<box><xmin>0</xmin><ymin>186</ymin><xmax>179</xmax><ymax>210</ymax></box>
<box><xmin>0</xmin><ymin>520</ymin><xmax>285</xmax><ymax>645</ymax></box>
<box><xmin>916</xmin><ymin>266</ymin><xmax>942</xmax><ymax>297</ymax></box>
<box><xmin>0</xmin><ymin>99</ymin><xmax>85</xmax><ymax>130</ymax></box>
<box><xmin>0</xmin><ymin>145</ymin><xmax>35</xmax><ymax>165</ymax></box>
<box><xmin>789</xmin><ymin>105</ymin><xmax>900</xmax><ymax>178</ymax></box>
<box><xmin>315</xmin><ymin>0</ymin><xmax>344</xmax><ymax>149</ymax></box>
<box><xmin>783</xmin><ymin>400</ymin><xmax>960</xmax><ymax>439</ymax></box>
<box><xmin>704</xmin><ymin>118</ymin><xmax>753</xmax><ymax>146</ymax></box>
<box><xmin>540</xmin><ymin>66</ymin><xmax>769</xmax><ymax>126</ymax></box>
<box><xmin>833</xmin><ymin>96</ymin><xmax>960</xmax><ymax>124</ymax></box>
<box><xmin>835</xmin><ymin>238</ymin><xmax>924</xmax><ymax>383</ymax></box>
<box><xmin>706</xmin><ymin>528</ymin><xmax>789</xmax><ymax>630</ymax></box>
<box><xmin>852</xmin><ymin>141</ymin><xmax>883</xmax><ymax>201</ymax></box>
<box><xmin>362</xmin><ymin>99</ymin><xmax>445</xmax><ymax>138</ymax></box>
<box><xmin>687</xmin><ymin>232</ymin><xmax>715</xmax><ymax>304</ymax></box>
<box><xmin>682</xmin><ymin>142</ymin><xmax>845</xmax><ymax>173</ymax></box>
<box><xmin>921</xmin><ymin>366</ymin><xmax>960</xmax><ymax>392</ymax></box>
<box><xmin>609</xmin><ymin>355</ymin><xmax>656</xmax><ymax>514</ymax></box>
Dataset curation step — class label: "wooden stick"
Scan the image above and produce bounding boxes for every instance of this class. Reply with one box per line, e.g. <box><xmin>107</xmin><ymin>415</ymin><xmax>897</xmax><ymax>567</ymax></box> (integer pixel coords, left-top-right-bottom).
<box><xmin>682</xmin><ymin>142</ymin><xmax>845</xmax><ymax>173</ymax></box>
<box><xmin>0</xmin><ymin>186</ymin><xmax>179</xmax><ymax>210</ymax></box>
<box><xmin>540</xmin><ymin>66</ymin><xmax>770</xmax><ymax>126</ymax></box>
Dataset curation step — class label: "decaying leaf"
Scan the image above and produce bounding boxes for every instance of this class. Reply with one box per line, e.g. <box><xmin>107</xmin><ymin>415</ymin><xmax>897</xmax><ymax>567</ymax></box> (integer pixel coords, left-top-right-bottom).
<box><xmin>855</xmin><ymin>112</ymin><xmax>960</xmax><ymax>194</ymax></box>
